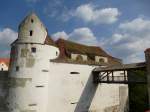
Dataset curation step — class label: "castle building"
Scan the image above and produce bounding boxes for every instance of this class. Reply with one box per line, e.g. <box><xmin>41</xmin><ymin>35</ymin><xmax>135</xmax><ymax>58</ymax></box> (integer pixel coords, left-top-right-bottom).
<box><xmin>6</xmin><ymin>13</ymin><xmax>128</xmax><ymax>112</ymax></box>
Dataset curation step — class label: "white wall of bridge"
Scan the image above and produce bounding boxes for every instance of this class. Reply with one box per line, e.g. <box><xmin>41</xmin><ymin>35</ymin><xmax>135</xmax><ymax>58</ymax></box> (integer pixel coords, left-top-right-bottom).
<box><xmin>48</xmin><ymin>63</ymin><xmax>128</xmax><ymax>112</ymax></box>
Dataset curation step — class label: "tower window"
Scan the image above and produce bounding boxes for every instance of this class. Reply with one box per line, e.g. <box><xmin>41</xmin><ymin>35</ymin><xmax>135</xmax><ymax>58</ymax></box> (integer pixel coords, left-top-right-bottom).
<box><xmin>16</xmin><ymin>66</ymin><xmax>19</xmax><ymax>71</ymax></box>
<box><xmin>31</xmin><ymin>47</ymin><xmax>36</xmax><ymax>53</ymax></box>
<box><xmin>70</xmin><ymin>72</ymin><xmax>80</xmax><ymax>74</ymax></box>
<box><xmin>31</xmin><ymin>19</ymin><xmax>34</xmax><ymax>23</ymax></box>
<box><xmin>56</xmin><ymin>51</ymin><xmax>58</xmax><ymax>56</ymax></box>
<box><xmin>30</xmin><ymin>30</ymin><xmax>33</xmax><ymax>36</ymax></box>
<box><xmin>36</xmin><ymin>85</ymin><xmax>44</xmax><ymax>88</ymax></box>
<box><xmin>28</xmin><ymin>104</ymin><xmax>37</xmax><ymax>106</ymax></box>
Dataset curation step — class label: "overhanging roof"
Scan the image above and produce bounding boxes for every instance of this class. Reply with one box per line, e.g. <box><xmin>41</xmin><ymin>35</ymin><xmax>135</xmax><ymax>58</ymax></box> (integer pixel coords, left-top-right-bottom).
<box><xmin>93</xmin><ymin>62</ymin><xmax>146</xmax><ymax>72</ymax></box>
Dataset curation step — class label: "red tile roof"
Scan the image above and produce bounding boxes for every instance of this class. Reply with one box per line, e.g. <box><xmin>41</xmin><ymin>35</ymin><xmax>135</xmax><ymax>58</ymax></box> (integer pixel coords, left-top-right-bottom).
<box><xmin>0</xmin><ymin>58</ymin><xmax>10</xmax><ymax>66</ymax></box>
<box><xmin>145</xmin><ymin>48</ymin><xmax>150</xmax><ymax>53</ymax></box>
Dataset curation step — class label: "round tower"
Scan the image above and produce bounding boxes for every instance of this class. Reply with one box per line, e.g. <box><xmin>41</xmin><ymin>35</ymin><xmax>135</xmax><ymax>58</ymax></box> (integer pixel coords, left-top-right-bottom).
<box><xmin>7</xmin><ymin>13</ymin><xmax>59</xmax><ymax>112</ymax></box>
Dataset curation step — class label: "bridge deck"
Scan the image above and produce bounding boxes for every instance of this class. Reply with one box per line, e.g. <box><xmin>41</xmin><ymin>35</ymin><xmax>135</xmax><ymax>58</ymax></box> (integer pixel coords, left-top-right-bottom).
<box><xmin>93</xmin><ymin>62</ymin><xmax>146</xmax><ymax>72</ymax></box>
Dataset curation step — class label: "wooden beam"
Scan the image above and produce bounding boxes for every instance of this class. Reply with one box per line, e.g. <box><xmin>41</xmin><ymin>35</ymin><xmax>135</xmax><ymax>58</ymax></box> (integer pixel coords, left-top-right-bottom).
<box><xmin>107</xmin><ymin>72</ymin><xmax>109</xmax><ymax>81</ymax></box>
<box><xmin>112</xmin><ymin>71</ymin><xmax>114</xmax><ymax>81</ymax></box>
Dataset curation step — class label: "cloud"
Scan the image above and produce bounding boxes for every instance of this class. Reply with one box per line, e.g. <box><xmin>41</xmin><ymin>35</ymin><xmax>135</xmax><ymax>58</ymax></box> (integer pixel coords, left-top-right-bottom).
<box><xmin>52</xmin><ymin>31</ymin><xmax>69</xmax><ymax>40</ymax></box>
<box><xmin>0</xmin><ymin>28</ymin><xmax>17</xmax><ymax>45</ymax></box>
<box><xmin>0</xmin><ymin>28</ymin><xmax>17</xmax><ymax>57</ymax></box>
<box><xmin>101</xmin><ymin>17</ymin><xmax>150</xmax><ymax>63</ymax></box>
<box><xmin>44</xmin><ymin>2</ymin><xmax>120</xmax><ymax>23</ymax></box>
<box><xmin>52</xmin><ymin>27</ymin><xmax>98</xmax><ymax>46</ymax></box>
<box><xmin>69</xmin><ymin>27</ymin><xmax>97</xmax><ymax>45</ymax></box>
<box><xmin>43</xmin><ymin>0</ymin><xmax>72</xmax><ymax>22</ymax></box>
<box><xmin>75</xmin><ymin>4</ymin><xmax>120</xmax><ymax>24</ymax></box>
<box><xmin>119</xmin><ymin>18</ymin><xmax>150</xmax><ymax>32</ymax></box>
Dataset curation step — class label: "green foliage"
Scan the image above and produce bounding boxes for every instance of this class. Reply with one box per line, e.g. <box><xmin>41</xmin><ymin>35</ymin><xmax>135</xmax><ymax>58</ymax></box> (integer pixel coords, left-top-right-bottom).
<box><xmin>129</xmin><ymin>70</ymin><xmax>149</xmax><ymax>112</ymax></box>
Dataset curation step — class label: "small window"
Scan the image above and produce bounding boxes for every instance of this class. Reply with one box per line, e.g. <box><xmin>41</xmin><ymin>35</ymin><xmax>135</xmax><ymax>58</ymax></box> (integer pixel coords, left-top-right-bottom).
<box><xmin>31</xmin><ymin>19</ymin><xmax>34</xmax><ymax>23</ymax></box>
<box><xmin>70</xmin><ymin>72</ymin><xmax>80</xmax><ymax>74</ymax></box>
<box><xmin>31</xmin><ymin>47</ymin><xmax>36</xmax><ymax>53</ymax></box>
<box><xmin>30</xmin><ymin>30</ymin><xmax>33</xmax><ymax>36</ymax></box>
<box><xmin>36</xmin><ymin>85</ymin><xmax>44</xmax><ymax>88</ymax></box>
<box><xmin>71</xmin><ymin>102</ymin><xmax>77</xmax><ymax>104</ymax></box>
<box><xmin>16</xmin><ymin>66</ymin><xmax>19</xmax><ymax>71</ymax></box>
<box><xmin>42</xmin><ymin>69</ymin><xmax>49</xmax><ymax>72</ymax></box>
<box><xmin>28</xmin><ymin>104</ymin><xmax>37</xmax><ymax>106</ymax></box>
<box><xmin>56</xmin><ymin>51</ymin><xmax>58</xmax><ymax>56</ymax></box>
<box><xmin>1</xmin><ymin>64</ymin><xmax>4</xmax><ymax>66</ymax></box>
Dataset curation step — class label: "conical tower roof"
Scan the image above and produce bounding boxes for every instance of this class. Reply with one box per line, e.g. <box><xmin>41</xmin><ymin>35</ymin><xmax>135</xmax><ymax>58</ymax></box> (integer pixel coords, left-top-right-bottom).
<box><xmin>17</xmin><ymin>12</ymin><xmax>48</xmax><ymax>44</ymax></box>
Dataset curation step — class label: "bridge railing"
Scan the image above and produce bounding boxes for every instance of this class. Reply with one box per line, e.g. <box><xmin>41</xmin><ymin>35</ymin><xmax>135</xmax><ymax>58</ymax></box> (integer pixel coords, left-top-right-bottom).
<box><xmin>99</xmin><ymin>76</ymin><xmax>127</xmax><ymax>82</ymax></box>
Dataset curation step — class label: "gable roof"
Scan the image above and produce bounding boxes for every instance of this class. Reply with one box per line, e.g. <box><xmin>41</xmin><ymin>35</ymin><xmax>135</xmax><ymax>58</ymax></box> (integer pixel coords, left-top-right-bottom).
<box><xmin>56</xmin><ymin>38</ymin><xmax>109</xmax><ymax>57</ymax></box>
<box><xmin>44</xmin><ymin>35</ymin><xmax>56</xmax><ymax>46</ymax></box>
<box><xmin>55</xmin><ymin>38</ymin><xmax>122</xmax><ymax>65</ymax></box>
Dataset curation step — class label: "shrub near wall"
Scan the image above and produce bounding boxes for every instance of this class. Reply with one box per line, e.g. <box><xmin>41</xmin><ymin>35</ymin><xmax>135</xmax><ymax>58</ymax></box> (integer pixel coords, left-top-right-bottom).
<box><xmin>129</xmin><ymin>70</ymin><xmax>148</xmax><ymax>112</ymax></box>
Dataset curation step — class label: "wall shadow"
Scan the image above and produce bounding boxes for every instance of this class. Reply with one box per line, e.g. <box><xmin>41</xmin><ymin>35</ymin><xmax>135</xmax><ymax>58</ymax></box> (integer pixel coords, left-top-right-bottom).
<box><xmin>74</xmin><ymin>73</ymin><xmax>98</xmax><ymax>112</ymax></box>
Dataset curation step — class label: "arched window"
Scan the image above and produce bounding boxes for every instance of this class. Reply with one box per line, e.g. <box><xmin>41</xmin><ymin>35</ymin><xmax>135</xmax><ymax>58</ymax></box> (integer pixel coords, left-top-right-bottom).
<box><xmin>76</xmin><ymin>55</ymin><xmax>83</xmax><ymax>61</ymax></box>
<box><xmin>99</xmin><ymin>58</ymin><xmax>105</xmax><ymax>63</ymax></box>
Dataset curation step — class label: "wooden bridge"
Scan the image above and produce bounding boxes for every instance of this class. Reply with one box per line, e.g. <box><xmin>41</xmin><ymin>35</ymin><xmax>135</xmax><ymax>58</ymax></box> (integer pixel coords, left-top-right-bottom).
<box><xmin>92</xmin><ymin>48</ymin><xmax>150</xmax><ymax>109</ymax></box>
<box><xmin>92</xmin><ymin>62</ymin><xmax>147</xmax><ymax>84</ymax></box>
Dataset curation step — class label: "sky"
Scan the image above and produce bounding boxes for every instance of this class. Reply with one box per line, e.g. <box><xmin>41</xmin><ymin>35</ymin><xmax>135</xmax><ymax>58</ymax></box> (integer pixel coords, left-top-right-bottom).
<box><xmin>0</xmin><ymin>0</ymin><xmax>150</xmax><ymax>63</ymax></box>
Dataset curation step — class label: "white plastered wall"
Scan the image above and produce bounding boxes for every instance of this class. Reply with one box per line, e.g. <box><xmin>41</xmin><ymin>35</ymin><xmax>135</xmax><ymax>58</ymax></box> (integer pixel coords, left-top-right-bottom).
<box><xmin>7</xmin><ymin>44</ymin><xmax>59</xmax><ymax>112</ymax></box>
<box><xmin>48</xmin><ymin>63</ymin><xmax>128</xmax><ymax>112</ymax></box>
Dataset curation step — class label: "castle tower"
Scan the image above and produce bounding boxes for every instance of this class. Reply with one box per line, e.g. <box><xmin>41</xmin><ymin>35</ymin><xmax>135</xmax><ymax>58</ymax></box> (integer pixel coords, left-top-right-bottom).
<box><xmin>7</xmin><ymin>13</ymin><xmax>59</xmax><ymax>112</ymax></box>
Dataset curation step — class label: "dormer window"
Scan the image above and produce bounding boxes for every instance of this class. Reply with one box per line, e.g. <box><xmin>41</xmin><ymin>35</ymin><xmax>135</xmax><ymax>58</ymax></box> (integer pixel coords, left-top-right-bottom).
<box><xmin>76</xmin><ymin>55</ymin><xmax>83</xmax><ymax>61</ymax></box>
<box><xmin>99</xmin><ymin>58</ymin><xmax>105</xmax><ymax>63</ymax></box>
<box><xmin>30</xmin><ymin>30</ymin><xmax>33</xmax><ymax>36</ymax></box>
<box><xmin>95</xmin><ymin>56</ymin><xmax>108</xmax><ymax>63</ymax></box>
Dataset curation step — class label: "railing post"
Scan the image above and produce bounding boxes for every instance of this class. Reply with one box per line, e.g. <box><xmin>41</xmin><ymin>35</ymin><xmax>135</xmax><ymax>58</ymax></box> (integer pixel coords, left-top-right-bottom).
<box><xmin>145</xmin><ymin>48</ymin><xmax>150</xmax><ymax>108</ymax></box>
<box><xmin>112</xmin><ymin>71</ymin><xmax>114</xmax><ymax>81</ymax></box>
<box><xmin>107</xmin><ymin>72</ymin><xmax>109</xmax><ymax>82</ymax></box>
<box><xmin>124</xmin><ymin>70</ymin><xmax>126</xmax><ymax>81</ymax></box>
